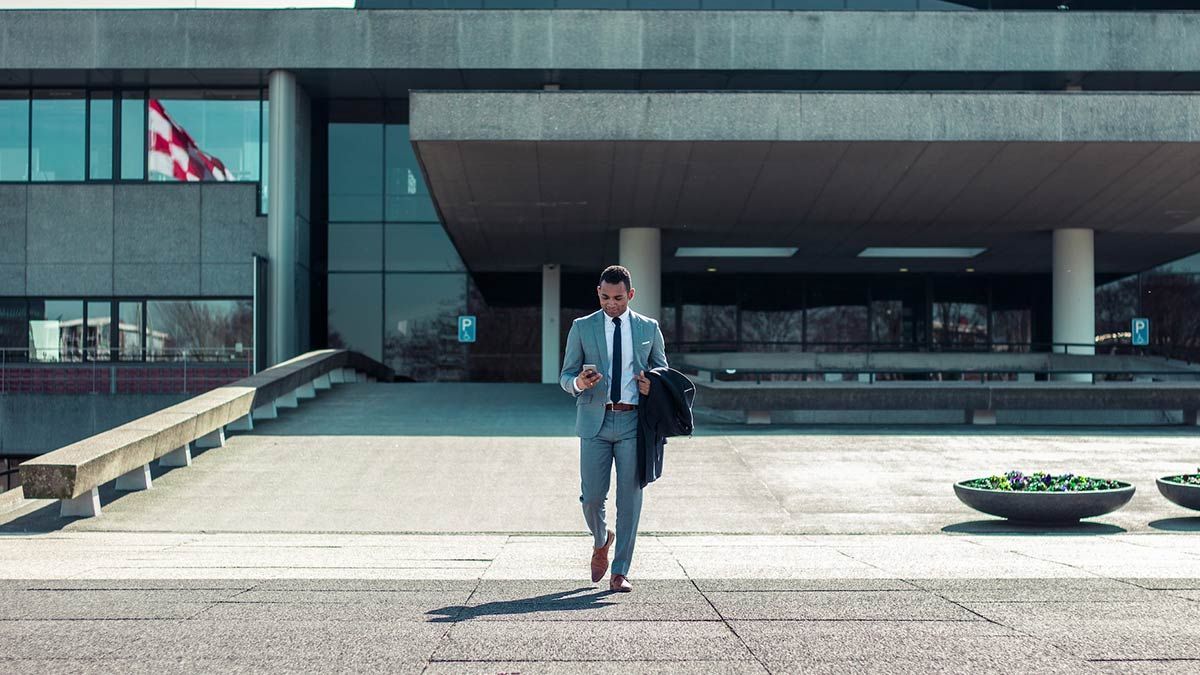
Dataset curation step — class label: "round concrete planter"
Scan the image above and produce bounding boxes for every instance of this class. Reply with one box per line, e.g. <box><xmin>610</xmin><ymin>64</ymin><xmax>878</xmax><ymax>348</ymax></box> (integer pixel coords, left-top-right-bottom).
<box><xmin>953</xmin><ymin>481</ymin><xmax>1135</xmax><ymax>523</ymax></box>
<box><xmin>1157</xmin><ymin>477</ymin><xmax>1200</xmax><ymax>512</ymax></box>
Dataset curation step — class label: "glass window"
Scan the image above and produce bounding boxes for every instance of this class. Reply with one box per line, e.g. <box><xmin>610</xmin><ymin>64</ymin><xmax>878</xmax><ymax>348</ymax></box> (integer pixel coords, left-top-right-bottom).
<box><xmin>385</xmin><ymin>224</ymin><xmax>464</xmax><ymax>272</ymax></box>
<box><xmin>29</xmin><ymin>300</ymin><xmax>84</xmax><ymax>362</ymax></box>
<box><xmin>1095</xmin><ymin>275</ymin><xmax>1139</xmax><ymax>350</ymax></box>
<box><xmin>31</xmin><ymin>91</ymin><xmax>85</xmax><ymax>181</ymax></box>
<box><xmin>260</xmin><ymin>95</ymin><xmax>269</xmax><ymax>213</ymax></box>
<box><xmin>992</xmin><ymin>309</ymin><xmax>1032</xmax><ymax>352</ymax></box>
<box><xmin>120</xmin><ymin>92</ymin><xmax>145</xmax><ymax>180</ymax></box>
<box><xmin>1142</xmin><ymin>273</ymin><xmax>1200</xmax><ymax>354</ymax></box>
<box><xmin>146</xmin><ymin>299</ymin><xmax>252</xmax><ymax>360</ymax></box>
<box><xmin>89</xmin><ymin>92</ymin><xmax>114</xmax><ymax>180</ymax></box>
<box><xmin>329</xmin><ymin>123</ymin><xmax>383</xmax><ymax>221</ymax></box>
<box><xmin>328</xmin><ymin>274</ymin><xmax>383</xmax><ymax>362</ymax></box>
<box><xmin>384</xmin><ymin>273</ymin><xmax>467</xmax><ymax>381</ymax></box>
<box><xmin>0</xmin><ymin>92</ymin><xmax>29</xmax><ymax>181</ymax></box>
<box><xmin>119</xmin><ymin>301</ymin><xmax>144</xmax><ymax>360</ymax></box>
<box><xmin>384</xmin><ymin>124</ymin><xmax>438</xmax><ymax>222</ymax></box>
<box><xmin>149</xmin><ymin>90</ymin><xmax>262</xmax><ymax>182</ymax></box>
<box><xmin>86</xmin><ymin>300</ymin><xmax>112</xmax><ymax>361</ymax></box>
<box><xmin>0</xmin><ymin>300</ymin><xmax>26</xmax><ymax>355</ymax></box>
<box><xmin>329</xmin><ymin>223</ymin><xmax>383</xmax><ymax>272</ymax></box>
<box><xmin>806</xmin><ymin>282</ymin><xmax>868</xmax><ymax>350</ymax></box>
<box><xmin>681</xmin><ymin>304</ymin><xmax>737</xmax><ymax>349</ymax></box>
<box><xmin>932</xmin><ymin>300</ymin><xmax>987</xmax><ymax>349</ymax></box>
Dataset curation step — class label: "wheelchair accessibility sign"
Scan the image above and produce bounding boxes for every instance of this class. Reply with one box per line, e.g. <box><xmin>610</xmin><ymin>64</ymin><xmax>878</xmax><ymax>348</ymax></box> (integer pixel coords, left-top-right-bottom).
<box><xmin>1132</xmin><ymin>317</ymin><xmax>1150</xmax><ymax>346</ymax></box>
<box><xmin>458</xmin><ymin>315</ymin><xmax>476</xmax><ymax>343</ymax></box>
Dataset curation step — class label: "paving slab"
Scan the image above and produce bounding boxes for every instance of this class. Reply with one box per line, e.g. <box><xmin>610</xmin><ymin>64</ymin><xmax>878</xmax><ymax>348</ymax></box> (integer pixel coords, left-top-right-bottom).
<box><xmin>706</xmin><ymin>589</ymin><xmax>980</xmax><ymax>621</ymax></box>
<box><xmin>432</xmin><ymin>620</ymin><xmax>754</xmax><ymax>662</ymax></box>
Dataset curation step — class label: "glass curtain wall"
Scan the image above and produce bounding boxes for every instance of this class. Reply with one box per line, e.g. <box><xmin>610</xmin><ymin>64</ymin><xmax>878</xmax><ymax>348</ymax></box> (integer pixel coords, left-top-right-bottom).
<box><xmin>324</xmin><ymin>100</ymin><xmax>469</xmax><ymax>381</ymax></box>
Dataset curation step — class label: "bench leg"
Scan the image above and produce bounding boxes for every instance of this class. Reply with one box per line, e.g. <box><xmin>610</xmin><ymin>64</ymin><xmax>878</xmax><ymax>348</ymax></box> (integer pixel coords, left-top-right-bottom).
<box><xmin>329</xmin><ymin>369</ymin><xmax>347</xmax><ymax>384</ymax></box>
<box><xmin>195</xmin><ymin>427</ymin><xmax>226</xmax><ymax>449</ymax></box>
<box><xmin>312</xmin><ymin>374</ymin><xmax>332</xmax><ymax>390</ymax></box>
<box><xmin>356</xmin><ymin>371</ymin><xmax>368</xmax><ymax>383</ymax></box>
<box><xmin>969</xmin><ymin>409</ymin><xmax>997</xmax><ymax>425</ymax></box>
<box><xmin>159</xmin><ymin>443</ymin><xmax>192</xmax><ymax>468</ymax></box>
<box><xmin>115</xmin><ymin>463</ymin><xmax>153</xmax><ymax>491</ymax></box>
<box><xmin>1185</xmin><ymin>410</ymin><xmax>1200</xmax><ymax>426</ymax></box>
<box><xmin>296</xmin><ymin>382</ymin><xmax>317</xmax><ymax>399</ymax></box>
<box><xmin>253</xmin><ymin>401</ymin><xmax>278</xmax><ymax>420</ymax></box>
<box><xmin>276</xmin><ymin>390</ymin><xmax>299</xmax><ymax>409</ymax></box>
<box><xmin>746</xmin><ymin>410</ymin><xmax>772</xmax><ymax>425</ymax></box>
<box><xmin>227</xmin><ymin>414</ymin><xmax>253</xmax><ymax>432</ymax></box>
<box><xmin>61</xmin><ymin>488</ymin><xmax>101</xmax><ymax>518</ymax></box>
<box><xmin>367</xmin><ymin>375</ymin><xmax>377</xmax><ymax>383</ymax></box>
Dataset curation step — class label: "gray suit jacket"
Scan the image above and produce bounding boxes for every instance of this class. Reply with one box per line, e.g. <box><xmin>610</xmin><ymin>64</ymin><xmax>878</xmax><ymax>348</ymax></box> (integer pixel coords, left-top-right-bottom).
<box><xmin>559</xmin><ymin>309</ymin><xmax>668</xmax><ymax>439</ymax></box>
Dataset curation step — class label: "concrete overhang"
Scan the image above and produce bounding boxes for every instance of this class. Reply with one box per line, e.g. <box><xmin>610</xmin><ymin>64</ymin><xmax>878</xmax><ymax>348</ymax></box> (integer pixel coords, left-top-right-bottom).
<box><xmin>410</xmin><ymin>90</ymin><xmax>1200</xmax><ymax>275</ymax></box>
<box><xmin>1</xmin><ymin>10</ymin><xmax>1199</xmax><ymax>73</ymax></box>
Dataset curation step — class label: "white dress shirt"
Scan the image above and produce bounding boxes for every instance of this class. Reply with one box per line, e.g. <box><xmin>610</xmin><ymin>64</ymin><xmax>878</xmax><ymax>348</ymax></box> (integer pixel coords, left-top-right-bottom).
<box><xmin>572</xmin><ymin>308</ymin><xmax>639</xmax><ymax>404</ymax></box>
<box><xmin>604</xmin><ymin>308</ymin><xmax>638</xmax><ymax>405</ymax></box>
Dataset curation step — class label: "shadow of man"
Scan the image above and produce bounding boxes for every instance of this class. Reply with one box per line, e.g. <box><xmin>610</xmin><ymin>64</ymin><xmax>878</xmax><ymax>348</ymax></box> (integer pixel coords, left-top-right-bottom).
<box><xmin>427</xmin><ymin>586</ymin><xmax>615</xmax><ymax>623</ymax></box>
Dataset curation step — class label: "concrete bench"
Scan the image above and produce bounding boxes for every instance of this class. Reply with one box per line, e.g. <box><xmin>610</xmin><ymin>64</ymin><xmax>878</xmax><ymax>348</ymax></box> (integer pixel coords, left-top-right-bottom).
<box><xmin>18</xmin><ymin>349</ymin><xmax>392</xmax><ymax>518</ymax></box>
<box><xmin>695</xmin><ymin>380</ymin><xmax>1200</xmax><ymax>425</ymax></box>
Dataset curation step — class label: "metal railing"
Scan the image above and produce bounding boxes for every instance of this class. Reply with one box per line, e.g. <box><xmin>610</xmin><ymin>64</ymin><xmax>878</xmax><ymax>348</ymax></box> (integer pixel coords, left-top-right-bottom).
<box><xmin>673</xmin><ymin>342</ymin><xmax>1200</xmax><ymax>385</ymax></box>
<box><xmin>0</xmin><ymin>348</ymin><xmax>253</xmax><ymax>395</ymax></box>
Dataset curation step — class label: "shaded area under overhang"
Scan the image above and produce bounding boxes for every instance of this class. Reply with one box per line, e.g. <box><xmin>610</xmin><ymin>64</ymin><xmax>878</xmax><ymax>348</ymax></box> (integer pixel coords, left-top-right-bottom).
<box><xmin>411</xmin><ymin>91</ymin><xmax>1200</xmax><ymax>275</ymax></box>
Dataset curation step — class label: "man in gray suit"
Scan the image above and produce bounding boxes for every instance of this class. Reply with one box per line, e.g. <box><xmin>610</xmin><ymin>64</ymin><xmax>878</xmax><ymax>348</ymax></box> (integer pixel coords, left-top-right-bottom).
<box><xmin>559</xmin><ymin>265</ymin><xmax>668</xmax><ymax>593</ymax></box>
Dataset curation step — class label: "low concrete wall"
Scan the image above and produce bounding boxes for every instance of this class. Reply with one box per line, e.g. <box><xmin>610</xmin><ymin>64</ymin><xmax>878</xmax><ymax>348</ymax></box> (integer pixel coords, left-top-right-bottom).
<box><xmin>0</xmin><ymin>394</ymin><xmax>187</xmax><ymax>455</ymax></box>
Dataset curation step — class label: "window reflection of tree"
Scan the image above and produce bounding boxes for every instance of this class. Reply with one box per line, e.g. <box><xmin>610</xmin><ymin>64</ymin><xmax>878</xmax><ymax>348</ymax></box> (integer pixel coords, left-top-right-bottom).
<box><xmin>384</xmin><ymin>296</ymin><xmax>467</xmax><ymax>382</ymax></box>
<box><xmin>1142</xmin><ymin>274</ymin><xmax>1200</xmax><ymax>359</ymax></box>
<box><xmin>805</xmin><ymin>306</ymin><xmax>867</xmax><ymax>352</ymax></box>
<box><xmin>932</xmin><ymin>302</ymin><xmax>987</xmax><ymax>350</ymax></box>
<box><xmin>148</xmin><ymin>301</ymin><xmax>252</xmax><ymax>361</ymax></box>
<box><xmin>1095</xmin><ymin>276</ymin><xmax>1139</xmax><ymax>353</ymax></box>
<box><xmin>740</xmin><ymin>310</ymin><xmax>803</xmax><ymax>353</ymax></box>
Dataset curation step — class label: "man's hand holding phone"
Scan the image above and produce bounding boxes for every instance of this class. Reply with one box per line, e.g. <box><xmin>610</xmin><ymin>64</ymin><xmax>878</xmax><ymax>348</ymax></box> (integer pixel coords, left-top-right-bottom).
<box><xmin>576</xmin><ymin>364</ymin><xmax>602</xmax><ymax>391</ymax></box>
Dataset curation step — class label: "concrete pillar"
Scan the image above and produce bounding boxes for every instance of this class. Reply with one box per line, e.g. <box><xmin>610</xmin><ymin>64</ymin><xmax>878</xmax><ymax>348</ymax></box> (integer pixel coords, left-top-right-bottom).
<box><xmin>1052</xmin><ymin>228</ymin><xmax>1095</xmax><ymax>382</ymax></box>
<box><xmin>115</xmin><ymin>464</ymin><xmax>153</xmax><ymax>491</ymax></box>
<box><xmin>61</xmin><ymin>488</ymin><xmax>101</xmax><ymax>518</ymax></box>
<box><xmin>619</xmin><ymin>228</ymin><xmax>661</xmax><ymax>321</ymax></box>
<box><xmin>268</xmin><ymin>69</ymin><xmax>298</xmax><ymax>367</ymax></box>
<box><xmin>542</xmin><ymin>264</ymin><xmax>561</xmax><ymax>384</ymax></box>
<box><xmin>195</xmin><ymin>427</ymin><xmax>226</xmax><ymax>449</ymax></box>
<box><xmin>159</xmin><ymin>443</ymin><xmax>193</xmax><ymax>468</ymax></box>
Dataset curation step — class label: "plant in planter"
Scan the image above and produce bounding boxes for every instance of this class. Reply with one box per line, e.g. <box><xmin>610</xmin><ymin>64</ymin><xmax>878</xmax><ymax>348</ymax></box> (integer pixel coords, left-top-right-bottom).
<box><xmin>954</xmin><ymin>471</ymin><xmax>1135</xmax><ymax>523</ymax></box>
<box><xmin>1156</xmin><ymin>468</ymin><xmax>1200</xmax><ymax>512</ymax></box>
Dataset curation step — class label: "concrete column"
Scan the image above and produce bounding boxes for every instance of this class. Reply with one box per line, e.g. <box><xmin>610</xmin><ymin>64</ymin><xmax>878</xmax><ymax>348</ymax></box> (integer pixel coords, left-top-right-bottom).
<box><xmin>1052</xmin><ymin>228</ymin><xmax>1095</xmax><ymax>382</ymax></box>
<box><xmin>542</xmin><ymin>264</ymin><xmax>561</xmax><ymax>384</ymax></box>
<box><xmin>268</xmin><ymin>69</ymin><xmax>298</xmax><ymax>366</ymax></box>
<box><xmin>619</xmin><ymin>228</ymin><xmax>661</xmax><ymax>321</ymax></box>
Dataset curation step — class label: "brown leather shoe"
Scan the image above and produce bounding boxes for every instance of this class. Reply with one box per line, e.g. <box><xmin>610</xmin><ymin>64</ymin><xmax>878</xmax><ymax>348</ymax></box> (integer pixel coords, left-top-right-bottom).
<box><xmin>590</xmin><ymin>530</ymin><xmax>614</xmax><ymax>583</ymax></box>
<box><xmin>609</xmin><ymin>574</ymin><xmax>632</xmax><ymax>593</ymax></box>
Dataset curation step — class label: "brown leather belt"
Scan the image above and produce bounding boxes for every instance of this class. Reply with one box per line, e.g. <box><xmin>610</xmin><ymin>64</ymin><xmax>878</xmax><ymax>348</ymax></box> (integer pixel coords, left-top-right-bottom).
<box><xmin>605</xmin><ymin>403</ymin><xmax>637</xmax><ymax>412</ymax></box>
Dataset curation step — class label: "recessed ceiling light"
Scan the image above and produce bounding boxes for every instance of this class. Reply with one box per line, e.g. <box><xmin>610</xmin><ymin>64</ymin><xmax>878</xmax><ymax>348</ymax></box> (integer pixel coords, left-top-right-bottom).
<box><xmin>706</xmin><ymin>267</ymin><xmax>718</xmax><ymax>273</ymax></box>
<box><xmin>899</xmin><ymin>267</ymin><xmax>909</xmax><ymax>273</ymax></box>
<box><xmin>676</xmin><ymin>247</ymin><xmax>798</xmax><ymax>258</ymax></box>
<box><xmin>965</xmin><ymin>267</ymin><xmax>975</xmax><ymax>273</ymax></box>
<box><xmin>859</xmin><ymin>247</ymin><xmax>986</xmax><ymax>259</ymax></box>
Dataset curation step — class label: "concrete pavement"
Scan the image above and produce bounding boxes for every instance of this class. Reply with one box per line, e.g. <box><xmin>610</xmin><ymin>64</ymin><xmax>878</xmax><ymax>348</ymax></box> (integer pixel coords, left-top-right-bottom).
<box><xmin>2</xmin><ymin>382</ymin><xmax>1200</xmax><ymax>672</ymax></box>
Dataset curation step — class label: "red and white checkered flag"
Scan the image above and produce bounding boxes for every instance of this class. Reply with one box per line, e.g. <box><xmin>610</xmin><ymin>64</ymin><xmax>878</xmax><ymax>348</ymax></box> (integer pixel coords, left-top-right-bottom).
<box><xmin>148</xmin><ymin>99</ymin><xmax>234</xmax><ymax>182</ymax></box>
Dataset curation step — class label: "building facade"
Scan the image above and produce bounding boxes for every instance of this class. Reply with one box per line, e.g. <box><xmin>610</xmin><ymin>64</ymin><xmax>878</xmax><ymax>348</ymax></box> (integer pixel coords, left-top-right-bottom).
<box><xmin>2</xmin><ymin>2</ymin><xmax>1200</xmax><ymax>388</ymax></box>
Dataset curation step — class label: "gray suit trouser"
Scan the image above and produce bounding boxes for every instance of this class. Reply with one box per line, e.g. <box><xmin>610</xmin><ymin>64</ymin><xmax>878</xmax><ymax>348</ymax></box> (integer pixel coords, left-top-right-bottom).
<box><xmin>579</xmin><ymin>409</ymin><xmax>643</xmax><ymax>577</ymax></box>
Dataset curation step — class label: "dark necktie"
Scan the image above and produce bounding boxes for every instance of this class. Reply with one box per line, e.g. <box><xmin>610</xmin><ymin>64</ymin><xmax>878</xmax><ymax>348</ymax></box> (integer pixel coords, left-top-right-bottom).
<box><xmin>610</xmin><ymin>316</ymin><xmax>622</xmax><ymax>404</ymax></box>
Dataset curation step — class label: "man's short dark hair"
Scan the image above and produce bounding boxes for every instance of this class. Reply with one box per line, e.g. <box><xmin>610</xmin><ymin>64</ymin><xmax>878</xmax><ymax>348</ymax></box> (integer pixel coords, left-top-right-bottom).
<box><xmin>599</xmin><ymin>265</ymin><xmax>632</xmax><ymax>291</ymax></box>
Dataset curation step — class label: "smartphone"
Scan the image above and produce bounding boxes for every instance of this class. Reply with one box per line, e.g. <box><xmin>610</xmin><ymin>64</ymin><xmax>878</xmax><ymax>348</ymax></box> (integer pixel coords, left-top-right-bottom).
<box><xmin>582</xmin><ymin>364</ymin><xmax>598</xmax><ymax>376</ymax></box>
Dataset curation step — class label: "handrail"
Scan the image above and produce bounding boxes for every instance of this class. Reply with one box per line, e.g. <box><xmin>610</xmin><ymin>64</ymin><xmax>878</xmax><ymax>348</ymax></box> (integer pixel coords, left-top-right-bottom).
<box><xmin>17</xmin><ymin>349</ymin><xmax>392</xmax><ymax>518</ymax></box>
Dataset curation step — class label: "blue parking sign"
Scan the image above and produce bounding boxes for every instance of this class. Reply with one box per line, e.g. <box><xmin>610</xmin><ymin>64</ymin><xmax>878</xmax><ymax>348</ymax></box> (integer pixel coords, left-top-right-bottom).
<box><xmin>1131</xmin><ymin>317</ymin><xmax>1150</xmax><ymax>346</ymax></box>
<box><xmin>458</xmin><ymin>315</ymin><xmax>476</xmax><ymax>343</ymax></box>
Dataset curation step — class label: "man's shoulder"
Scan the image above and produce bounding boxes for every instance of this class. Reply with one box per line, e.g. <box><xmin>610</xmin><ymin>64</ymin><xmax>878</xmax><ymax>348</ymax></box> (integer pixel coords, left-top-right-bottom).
<box><xmin>573</xmin><ymin>310</ymin><xmax>603</xmax><ymax>325</ymax></box>
<box><xmin>629</xmin><ymin>310</ymin><xmax>659</xmax><ymax>327</ymax></box>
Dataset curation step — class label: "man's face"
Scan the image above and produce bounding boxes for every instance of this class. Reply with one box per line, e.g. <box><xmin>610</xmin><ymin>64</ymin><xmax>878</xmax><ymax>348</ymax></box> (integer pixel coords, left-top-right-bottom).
<box><xmin>598</xmin><ymin>281</ymin><xmax>634</xmax><ymax>318</ymax></box>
